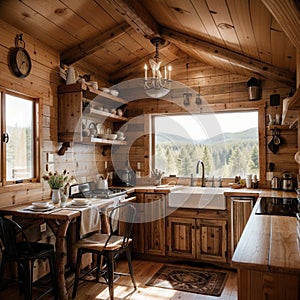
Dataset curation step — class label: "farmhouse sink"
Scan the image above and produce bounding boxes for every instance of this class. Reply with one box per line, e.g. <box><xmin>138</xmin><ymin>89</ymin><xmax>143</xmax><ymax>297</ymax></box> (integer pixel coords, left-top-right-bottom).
<box><xmin>168</xmin><ymin>186</ymin><xmax>227</xmax><ymax>210</ymax></box>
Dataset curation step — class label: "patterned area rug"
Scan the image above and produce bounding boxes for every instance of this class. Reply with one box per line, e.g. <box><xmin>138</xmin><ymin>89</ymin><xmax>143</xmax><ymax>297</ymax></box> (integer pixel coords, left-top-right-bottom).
<box><xmin>146</xmin><ymin>265</ymin><xmax>228</xmax><ymax>296</ymax></box>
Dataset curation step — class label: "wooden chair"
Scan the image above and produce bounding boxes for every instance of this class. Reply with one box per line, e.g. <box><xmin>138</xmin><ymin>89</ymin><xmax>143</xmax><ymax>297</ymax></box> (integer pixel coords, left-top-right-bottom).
<box><xmin>0</xmin><ymin>216</ymin><xmax>58</xmax><ymax>300</ymax></box>
<box><xmin>72</xmin><ymin>203</ymin><xmax>137</xmax><ymax>300</ymax></box>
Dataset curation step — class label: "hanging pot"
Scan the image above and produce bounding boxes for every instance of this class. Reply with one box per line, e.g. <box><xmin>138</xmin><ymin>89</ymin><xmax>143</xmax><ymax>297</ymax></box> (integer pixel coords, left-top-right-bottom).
<box><xmin>268</xmin><ymin>136</ymin><xmax>278</xmax><ymax>154</ymax></box>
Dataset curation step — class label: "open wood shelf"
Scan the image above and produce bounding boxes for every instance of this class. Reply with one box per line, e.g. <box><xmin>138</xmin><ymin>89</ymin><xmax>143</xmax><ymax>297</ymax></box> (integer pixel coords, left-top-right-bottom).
<box><xmin>81</xmin><ymin>136</ymin><xmax>127</xmax><ymax>145</ymax></box>
<box><xmin>58</xmin><ymin>82</ymin><xmax>127</xmax><ymax>105</ymax></box>
<box><xmin>281</xmin><ymin>85</ymin><xmax>300</xmax><ymax>126</ymax></box>
<box><xmin>83</xmin><ymin>107</ymin><xmax>128</xmax><ymax>122</ymax></box>
<box><xmin>286</xmin><ymin>85</ymin><xmax>300</xmax><ymax>110</ymax></box>
<box><xmin>58</xmin><ymin>83</ymin><xmax>128</xmax><ymax>151</ymax></box>
<box><xmin>267</xmin><ymin>124</ymin><xmax>296</xmax><ymax>130</ymax></box>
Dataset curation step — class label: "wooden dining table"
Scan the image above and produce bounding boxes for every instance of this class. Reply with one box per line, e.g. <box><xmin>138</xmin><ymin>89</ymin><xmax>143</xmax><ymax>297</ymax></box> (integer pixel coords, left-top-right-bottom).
<box><xmin>0</xmin><ymin>198</ymin><xmax>116</xmax><ymax>300</ymax></box>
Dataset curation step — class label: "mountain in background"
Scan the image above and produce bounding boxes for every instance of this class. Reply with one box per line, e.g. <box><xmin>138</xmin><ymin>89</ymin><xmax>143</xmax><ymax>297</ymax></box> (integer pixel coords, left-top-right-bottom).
<box><xmin>156</xmin><ymin>127</ymin><xmax>258</xmax><ymax>145</ymax></box>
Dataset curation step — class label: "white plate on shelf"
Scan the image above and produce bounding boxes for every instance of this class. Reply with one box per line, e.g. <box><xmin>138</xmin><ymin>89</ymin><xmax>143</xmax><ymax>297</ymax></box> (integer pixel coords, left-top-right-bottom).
<box><xmin>110</xmin><ymin>89</ymin><xmax>119</xmax><ymax>96</ymax></box>
<box><xmin>101</xmin><ymin>88</ymin><xmax>110</xmax><ymax>93</ymax></box>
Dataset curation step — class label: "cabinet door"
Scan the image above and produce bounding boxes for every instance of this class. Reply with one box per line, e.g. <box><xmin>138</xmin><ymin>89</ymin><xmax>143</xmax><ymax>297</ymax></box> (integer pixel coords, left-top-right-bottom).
<box><xmin>167</xmin><ymin>217</ymin><xmax>196</xmax><ymax>258</ymax></box>
<box><xmin>231</xmin><ymin>197</ymin><xmax>253</xmax><ymax>253</ymax></box>
<box><xmin>196</xmin><ymin>219</ymin><xmax>227</xmax><ymax>263</ymax></box>
<box><xmin>144</xmin><ymin>193</ymin><xmax>166</xmax><ymax>255</ymax></box>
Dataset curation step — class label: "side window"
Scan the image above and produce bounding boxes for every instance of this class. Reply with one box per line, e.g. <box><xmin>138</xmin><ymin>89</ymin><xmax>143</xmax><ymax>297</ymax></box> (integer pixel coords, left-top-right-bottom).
<box><xmin>1</xmin><ymin>91</ymin><xmax>39</xmax><ymax>185</ymax></box>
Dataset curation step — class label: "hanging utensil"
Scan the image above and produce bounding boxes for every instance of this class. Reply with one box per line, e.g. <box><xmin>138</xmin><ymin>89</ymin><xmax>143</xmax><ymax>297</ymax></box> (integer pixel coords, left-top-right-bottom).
<box><xmin>268</xmin><ymin>135</ymin><xmax>278</xmax><ymax>154</ymax></box>
<box><xmin>273</xmin><ymin>129</ymin><xmax>281</xmax><ymax>146</ymax></box>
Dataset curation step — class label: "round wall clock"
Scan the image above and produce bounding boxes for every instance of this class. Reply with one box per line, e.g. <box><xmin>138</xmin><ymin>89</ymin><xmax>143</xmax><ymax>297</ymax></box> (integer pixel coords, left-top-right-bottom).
<box><xmin>10</xmin><ymin>46</ymin><xmax>32</xmax><ymax>78</ymax></box>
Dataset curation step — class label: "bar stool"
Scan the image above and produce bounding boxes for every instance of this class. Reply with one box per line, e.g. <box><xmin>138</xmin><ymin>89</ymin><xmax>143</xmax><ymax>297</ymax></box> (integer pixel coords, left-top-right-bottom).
<box><xmin>0</xmin><ymin>216</ymin><xmax>58</xmax><ymax>300</ymax></box>
<box><xmin>72</xmin><ymin>203</ymin><xmax>137</xmax><ymax>300</ymax></box>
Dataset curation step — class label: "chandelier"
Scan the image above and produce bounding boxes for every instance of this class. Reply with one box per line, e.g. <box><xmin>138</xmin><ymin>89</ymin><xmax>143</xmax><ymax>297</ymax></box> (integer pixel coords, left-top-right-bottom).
<box><xmin>144</xmin><ymin>37</ymin><xmax>172</xmax><ymax>98</ymax></box>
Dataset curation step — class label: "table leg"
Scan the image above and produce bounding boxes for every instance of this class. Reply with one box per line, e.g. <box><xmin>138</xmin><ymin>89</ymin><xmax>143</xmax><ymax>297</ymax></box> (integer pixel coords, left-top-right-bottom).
<box><xmin>47</xmin><ymin>219</ymin><xmax>70</xmax><ymax>300</ymax></box>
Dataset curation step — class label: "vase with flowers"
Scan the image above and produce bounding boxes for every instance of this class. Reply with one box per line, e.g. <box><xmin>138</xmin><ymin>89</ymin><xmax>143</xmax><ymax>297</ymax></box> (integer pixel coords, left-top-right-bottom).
<box><xmin>43</xmin><ymin>170</ymin><xmax>70</xmax><ymax>205</ymax></box>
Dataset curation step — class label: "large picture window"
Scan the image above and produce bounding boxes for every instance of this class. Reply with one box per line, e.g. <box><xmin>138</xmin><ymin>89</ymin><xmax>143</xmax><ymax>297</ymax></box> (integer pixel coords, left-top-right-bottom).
<box><xmin>0</xmin><ymin>91</ymin><xmax>39</xmax><ymax>185</ymax></box>
<box><xmin>153</xmin><ymin>111</ymin><xmax>259</xmax><ymax>179</ymax></box>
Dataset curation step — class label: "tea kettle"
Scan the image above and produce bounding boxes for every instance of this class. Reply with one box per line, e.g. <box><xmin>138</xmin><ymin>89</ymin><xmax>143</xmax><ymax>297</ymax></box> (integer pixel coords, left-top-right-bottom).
<box><xmin>96</xmin><ymin>175</ymin><xmax>108</xmax><ymax>190</ymax></box>
<box><xmin>271</xmin><ymin>176</ymin><xmax>280</xmax><ymax>190</ymax></box>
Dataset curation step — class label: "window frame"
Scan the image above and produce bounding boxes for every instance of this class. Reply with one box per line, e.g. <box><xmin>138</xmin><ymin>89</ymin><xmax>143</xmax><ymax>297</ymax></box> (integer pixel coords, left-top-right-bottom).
<box><xmin>150</xmin><ymin>104</ymin><xmax>266</xmax><ymax>185</ymax></box>
<box><xmin>0</xmin><ymin>89</ymin><xmax>40</xmax><ymax>187</ymax></box>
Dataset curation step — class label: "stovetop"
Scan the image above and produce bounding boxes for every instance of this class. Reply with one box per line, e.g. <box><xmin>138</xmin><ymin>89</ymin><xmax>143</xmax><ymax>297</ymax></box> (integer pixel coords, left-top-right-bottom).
<box><xmin>69</xmin><ymin>183</ymin><xmax>127</xmax><ymax>199</ymax></box>
<box><xmin>255</xmin><ymin>197</ymin><xmax>299</xmax><ymax>217</ymax></box>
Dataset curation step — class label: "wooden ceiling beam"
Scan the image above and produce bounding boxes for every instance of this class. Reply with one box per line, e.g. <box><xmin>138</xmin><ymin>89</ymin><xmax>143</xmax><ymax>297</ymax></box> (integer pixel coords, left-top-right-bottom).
<box><xmin>61</xmin><ymin>22</ymin><xmax>130</xmax><ymax>65</ymax></box>
<box><xmin>106</xmin><ymin>0</ymin><xmax>161</xmax><ymax>38</ymax></box>
<box><xmin>261</xmin><ymin>0</ymin><xmax>300</xmax><ymax>51</ymax></box>
<box><xmin>161</xmin><ymin>27</ymin><xmax>295</xmax><ymax>85</ymax></box>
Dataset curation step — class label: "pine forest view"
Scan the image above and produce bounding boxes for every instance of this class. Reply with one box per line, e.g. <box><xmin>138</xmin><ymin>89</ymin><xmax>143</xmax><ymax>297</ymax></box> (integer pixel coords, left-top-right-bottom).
<box><xmin>154</xmin><ymin>111</ymin><xmax>259</xmax><ymax>179</ymax></box>
<box><xmin>5</xmin><ymin>94</ymin><xmax>34</xmax><ymax>181</ymax></box>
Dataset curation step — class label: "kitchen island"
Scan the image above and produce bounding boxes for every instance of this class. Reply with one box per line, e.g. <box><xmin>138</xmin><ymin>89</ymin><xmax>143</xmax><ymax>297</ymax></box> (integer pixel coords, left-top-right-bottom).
<box><xmin>231</xmin><ymin>191</ymin><xmax>300</xmax><ymax>300</ymax></box>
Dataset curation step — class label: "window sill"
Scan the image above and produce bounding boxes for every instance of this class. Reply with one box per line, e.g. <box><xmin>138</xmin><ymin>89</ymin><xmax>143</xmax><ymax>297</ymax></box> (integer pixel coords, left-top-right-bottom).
<box><xmin>0</xmin><ymin>181</ymin><xmax>42</xmax><ymax>192</ymax></box>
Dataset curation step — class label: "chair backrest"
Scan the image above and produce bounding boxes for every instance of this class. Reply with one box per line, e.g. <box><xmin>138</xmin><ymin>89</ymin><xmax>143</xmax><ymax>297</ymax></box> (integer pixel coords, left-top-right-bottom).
<box><xmin>0</xmin><ymin>216</ymin><xmax>34</xmax><ymax>259</ymax></box>
<box><xmin>105</xmin><ymin>203</ymin><xmax>136</xmax><ymax>248</ymax></box>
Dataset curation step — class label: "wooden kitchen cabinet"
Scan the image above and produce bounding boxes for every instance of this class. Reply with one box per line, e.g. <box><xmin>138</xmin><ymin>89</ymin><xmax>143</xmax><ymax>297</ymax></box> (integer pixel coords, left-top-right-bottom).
<box><xmin>197</xmin><ymin>218</ymin><xmax>227</xmax><ymax>262</ymax></box>
<box><xmin>131</xmin><ymin>192</ymin><xmax>145</xmax><ymax>254</ymax></box>
<box><xmin>58</xmin><ymin>83</ymin><xmax>128</xmax><ymax>145</ymax></box>
<box><xmin>167</xmin><ymin>217</ymin><xmax>196</xmax><ymax>259</ymax></box>
<box><xmin>144</xmin><ymin>193</ymin><xmax>166</xmax><ymax>256</ymax></box>
<box><xmin>167</xmin><ymin>216</ymin><xmax>227</xmax><ymax>263</ymax></box>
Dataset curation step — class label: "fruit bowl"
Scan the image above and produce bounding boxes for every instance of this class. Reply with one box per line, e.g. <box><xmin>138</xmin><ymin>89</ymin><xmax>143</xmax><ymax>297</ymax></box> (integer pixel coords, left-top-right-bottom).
<box><xmin>229</xmin><ymin>183</ymin><xmax>245</xmax><ymax>189</ymax></box>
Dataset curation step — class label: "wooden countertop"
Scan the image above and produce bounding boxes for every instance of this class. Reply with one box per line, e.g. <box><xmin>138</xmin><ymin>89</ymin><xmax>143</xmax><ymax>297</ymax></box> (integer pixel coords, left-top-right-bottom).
<box><xmin>125</xmin><ymin>185</ymin><xmax>296</xmax><ymax>197</ymax></box>
<box><xmin>231</xmin><ymin>193</ymin><xmax>300</xmax><ymax>274</ymax></box>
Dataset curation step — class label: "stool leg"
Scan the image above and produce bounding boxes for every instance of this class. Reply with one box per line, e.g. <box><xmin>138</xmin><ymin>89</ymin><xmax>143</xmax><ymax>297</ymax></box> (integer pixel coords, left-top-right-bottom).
<box><xmin>72</xmin><ymin>249</ymin><xmax>83</xmax><ymax>299</ymax></box>
<box><xmin>48</xmin><ymin>253</ymin><xmax>59</xmax><ymax>299</ymax></box>
<box><xmin>95</xmin><ymin>253</ymin><xmax>101</xmax><ymax>282</ymax></box>
<box><xmin>0</xmin><ymin>256</ymin><xmax>7</xmax><ymax>291</ymax></box>
<box><xmin>125</xmin><ymin>247</ymin><xmax>136</xmax><ymax>289</ymax></box>
<box><xmin>105</xmin><ymin>251</ymin><xmax>115</xmax><ymax>300</ymax></box>
<box><xmin>23</xmin><ymin>260</ymin><xmax>33</xmax><ymax>300</ymax></box>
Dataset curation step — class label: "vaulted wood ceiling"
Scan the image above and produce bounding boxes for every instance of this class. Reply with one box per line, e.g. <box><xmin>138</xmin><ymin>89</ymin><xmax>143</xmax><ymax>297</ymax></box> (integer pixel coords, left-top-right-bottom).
<box><xmin>0</xmin><ymin>0</ymin><xmax>299</xmax><ymax>89</ymax></box>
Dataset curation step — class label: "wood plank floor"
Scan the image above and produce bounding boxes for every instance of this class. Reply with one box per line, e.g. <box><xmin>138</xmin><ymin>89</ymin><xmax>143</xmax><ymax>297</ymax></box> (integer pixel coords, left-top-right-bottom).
<box><xmin>0</xmin><ymin>259</ymin><xmax>237</xmax><ymax>299</ymax></box>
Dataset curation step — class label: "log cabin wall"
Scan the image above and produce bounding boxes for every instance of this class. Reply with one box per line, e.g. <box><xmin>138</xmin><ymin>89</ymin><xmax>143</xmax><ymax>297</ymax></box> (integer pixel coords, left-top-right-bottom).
<box><xmin>125</xmin><ymin>76</ymin><xmax>297</xmax><ymax>188</ymax></box>
<box><xmin>0</xmin><ymin>19</ymin><xmax>109</xmax><ymax>208</ymax></box>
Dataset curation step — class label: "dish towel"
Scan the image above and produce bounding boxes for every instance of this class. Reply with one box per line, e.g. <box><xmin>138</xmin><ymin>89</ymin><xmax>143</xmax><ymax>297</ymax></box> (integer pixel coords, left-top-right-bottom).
<box><xmin>79</xmin><ymin>206</ymin><xmax>101</xmax><ymax>238</ymax></box>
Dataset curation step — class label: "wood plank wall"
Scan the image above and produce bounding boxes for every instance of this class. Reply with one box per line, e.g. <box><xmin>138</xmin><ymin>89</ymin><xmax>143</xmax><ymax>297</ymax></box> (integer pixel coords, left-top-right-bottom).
<box><xmin>0</xmin><ymin>19</ymin><xmax>108</xmax><ymax>208</ymax></box>
<box><xmin>0</xmin><ymin>18</ymin><xmax>298</xmax><ymax>210</ymax></box>
<box><xmin>125</xmin><ymin>77</ymin><xmax>297</xmax><ymax>188</ymax></box>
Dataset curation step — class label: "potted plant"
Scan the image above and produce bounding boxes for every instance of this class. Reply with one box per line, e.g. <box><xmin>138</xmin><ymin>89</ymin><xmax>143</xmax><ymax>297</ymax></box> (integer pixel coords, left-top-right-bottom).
<box><xmin>43</xmin><ymin>170</ymin><xmax>70</xmax><ymax>205</ymax></box>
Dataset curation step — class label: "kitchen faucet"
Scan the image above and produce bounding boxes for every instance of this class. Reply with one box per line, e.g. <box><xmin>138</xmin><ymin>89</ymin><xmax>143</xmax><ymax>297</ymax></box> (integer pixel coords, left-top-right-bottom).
<box><xmin>196</xmin><ymin>160</ymin><xmax>206</xmax><ymax>187</ymax></box>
